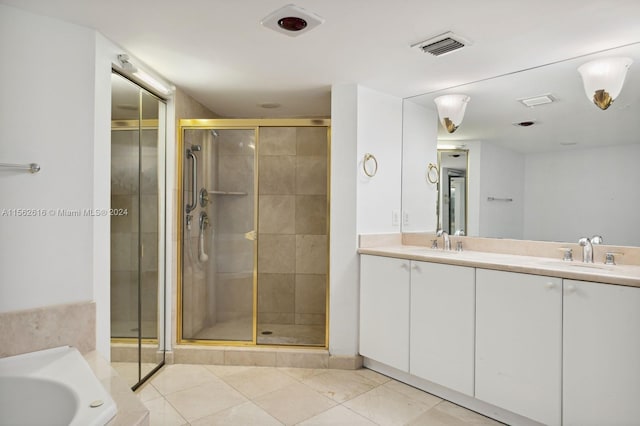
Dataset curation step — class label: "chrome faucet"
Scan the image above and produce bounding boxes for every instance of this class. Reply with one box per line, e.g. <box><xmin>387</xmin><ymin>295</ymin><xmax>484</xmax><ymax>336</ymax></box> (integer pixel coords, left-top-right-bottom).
<box><xmin>578</xmin><ymin>237</ymin><xmax>593</xmax><ymax>263</ymax></box>
<box><xmin>436</xmin><ymin>230</ymin><xmax>451</xmax><ymax>251</ymax></box>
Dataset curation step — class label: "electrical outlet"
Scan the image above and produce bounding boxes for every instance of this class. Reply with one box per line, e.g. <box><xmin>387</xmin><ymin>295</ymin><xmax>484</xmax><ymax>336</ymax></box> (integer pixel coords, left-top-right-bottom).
<box><xmin>392</xmin><ymin>209</ymin><xmax>400</xmax><ymax>226</ymax></box>
<box><xmin>402</xmin><ymin>211</ymin><xmax>409</xmax><ymax>226</ymax></box>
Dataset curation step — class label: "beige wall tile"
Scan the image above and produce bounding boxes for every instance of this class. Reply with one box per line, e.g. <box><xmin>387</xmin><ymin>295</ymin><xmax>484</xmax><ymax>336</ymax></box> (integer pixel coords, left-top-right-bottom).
<box><xmin>296</xmin><ymin>127</ymin><xmax>328</xmax><ymax>156</ymax></box>
<box><xmin>259</xmin><ymin>195</ymin><xmax>295</xmax><ymax>234</ymax></box>
<box><xmin>260</xmin><ymin>127</ymin><xmax>297</xmax><ymax>155</ymax></box>
<box><xmin>296</xmin><ymin>235</ymin><xmax>328</xmax><ymax>274</ymax></box>
<box><xmin>218</xmin><ymin>155</ymin><xmax>255</xmax><ymax>193</ymax></box>
<box><xmin>225</xmin><ymin>350</ymin><xmax>277</xmax><ymax>366</ymax></box>
<box><xmin>0</xmin><ymin>301</ymin><xmax>96</xmax><ymax>357</ymax></box>
<box><xmin>216</xmin><ymin>233</ymin><xmax>254</xmax><ymax>273</ymax></box>
<box><xmin>216</xmin><ymin>273</ymin><xmax>253</xmax><ymax>319</ymax></box>
<box><xmin>258</xmin><ymin>234</ymin><xmax>296</xmax><ymax>273</ymax></box>
<box><xmin>328</xmin><ymin>355</ymin><xmax>364</xmax><ymax>370</ymax></box>
<box><xmin>296</xmin><ymin>157</ymin><xmax>327</xmax><ymax>195</ymax></box>
<box><xmin>295</xmin><ymin>313</ymin><xmax>326</xmax><ymax>325</ymax></box>
<box><xmin>295</xmin><ymin>195</ymin><xmax>327</xmax><ymax>235</ymax></box>
<box><xmin>217</xmin><ymin>197</ymin><xmax>254</xmax><ymax>235</ymax></box>
<box><xmin>258</xmin><ymin>273</ymin><xmax>295</xmax><ymax>314</ymax></box>
<box><xmin>258</xmin><ymin>312</ymin><xmax>295</xmax><ymax>324</ymax></box>
<box><xmin>217</xmin><ymin>130</ymin><xmax>255</xmax><ymax>156</ymax></box>
<box><xmin>276</xmin><ymin>351</ymin><xmax>329</xmax><ymax>368</ymax></box>
<box><xmin>259</xmin><ymin>155</ymin><xmax>296</xmax><ymax>195</ymax></box>
<box><xmin>295</xmin><ymin>274</ymin><xmax>326</xmax><ymax>314</ymax></box>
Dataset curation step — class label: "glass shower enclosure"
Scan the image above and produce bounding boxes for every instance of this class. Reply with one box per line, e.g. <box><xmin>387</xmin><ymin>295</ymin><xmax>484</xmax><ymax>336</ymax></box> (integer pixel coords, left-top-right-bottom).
<box><xmin>110</xmin><ymin>72</ymin><xmax>166</xmax><ymax>388</ymax></box>
<box><xmin>178</xmin><ymin>119</ymin><xmax>330</xmax><ymax>347</ymax></box>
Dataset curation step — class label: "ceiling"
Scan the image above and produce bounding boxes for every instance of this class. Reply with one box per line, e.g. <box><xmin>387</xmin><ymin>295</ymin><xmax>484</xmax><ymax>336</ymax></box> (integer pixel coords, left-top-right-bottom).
<box><xmin>2</xmin><ymin>0</ymin><xmax>640</xmax><ymax>121</ymax></box>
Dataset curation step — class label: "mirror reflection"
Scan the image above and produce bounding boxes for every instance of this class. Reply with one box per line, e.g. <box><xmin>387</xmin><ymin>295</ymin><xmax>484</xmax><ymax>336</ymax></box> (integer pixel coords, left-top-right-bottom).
<box><xmin>405</xmin><ymin>42</ymin><xmax>640</xmax><ymax>246</ymax></box>
<box><xmin>437</xmin><ymin>150</ymin><xmax>468</xmax><ymax>236</ymax></box>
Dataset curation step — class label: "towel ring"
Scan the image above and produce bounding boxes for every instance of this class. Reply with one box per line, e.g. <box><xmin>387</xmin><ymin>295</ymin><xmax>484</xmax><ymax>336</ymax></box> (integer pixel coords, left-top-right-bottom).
<box><xmin>426</xmin><ymin>162</ymin><xmax>439</xmax><ymax>184</ymax></box>
<box><xmin>363</xmin><ymin>153</ymin><xmax>378</xmax><ymax>177</ymax></box>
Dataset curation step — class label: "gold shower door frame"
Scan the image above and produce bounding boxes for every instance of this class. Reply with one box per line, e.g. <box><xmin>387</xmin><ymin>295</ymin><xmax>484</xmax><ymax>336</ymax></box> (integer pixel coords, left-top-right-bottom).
<box><xmin>176</xmin><ymin>118</ymin><xmax>331</xmax><ymax>348</ymax></box>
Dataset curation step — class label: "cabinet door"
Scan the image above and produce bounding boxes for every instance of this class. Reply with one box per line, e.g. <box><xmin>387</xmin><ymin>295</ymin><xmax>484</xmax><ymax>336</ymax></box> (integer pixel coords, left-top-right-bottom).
<box><xmin>563</xmin><ymin>280</ymin><xmax>640</xmax><ymax>426</ymax></box>
<box><xmin>359</xmin><ymin>255</ymin><xmax>410</xmax><ymax>372</ymax></box>
<box><xmin>410</xmin><ymin>261</ymin><xmax>475</xmax><ymax>396</ymax></box>
<box><xmin>476</xmin><ymin>269</ymin><xmax>562</xmax><ymax>426</ymax></box>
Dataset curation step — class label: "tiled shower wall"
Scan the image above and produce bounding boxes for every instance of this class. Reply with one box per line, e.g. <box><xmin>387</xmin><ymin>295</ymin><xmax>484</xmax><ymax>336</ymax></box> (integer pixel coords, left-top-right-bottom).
<box><xmin>257</xmin><ymin>127</ymin><xmax>328</xmax><ymax>327</ymax></box>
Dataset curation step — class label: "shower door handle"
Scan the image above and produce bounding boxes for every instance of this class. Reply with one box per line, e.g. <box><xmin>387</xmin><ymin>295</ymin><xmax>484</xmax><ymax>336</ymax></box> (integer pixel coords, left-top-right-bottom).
<box><xmin>186</xmin><ymin>149</ymin><xmax>198</xmax><ymax>213</ymax></box>
<box><xmin>244</xmin><ymin>230</ymin><xmax>257</xmax><ymax>241</ymax></box>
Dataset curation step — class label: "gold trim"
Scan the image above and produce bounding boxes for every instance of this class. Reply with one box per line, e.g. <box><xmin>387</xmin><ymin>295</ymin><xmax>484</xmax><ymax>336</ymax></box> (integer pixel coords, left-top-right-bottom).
<box><xmin>111</xmin><ymin>119</ymin><xmax>160</xmax><ymax>129</ymax></box>
<box><xmin>176</xmin><ymin>119</ymin><xmax>331</xmax><ymax>349</ymax></box>
<box><xmin>111</xmin><ymin>338</ymin><xmax>158</xmax><ymax>345</ymax></box>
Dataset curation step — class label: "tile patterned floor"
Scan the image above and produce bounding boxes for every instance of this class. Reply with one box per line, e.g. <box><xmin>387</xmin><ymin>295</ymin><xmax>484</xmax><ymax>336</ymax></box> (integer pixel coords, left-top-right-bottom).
<box><xmin>136</xmin><ymin>364</ymin><xmax>503</xmax><ymax>425</ymax></box>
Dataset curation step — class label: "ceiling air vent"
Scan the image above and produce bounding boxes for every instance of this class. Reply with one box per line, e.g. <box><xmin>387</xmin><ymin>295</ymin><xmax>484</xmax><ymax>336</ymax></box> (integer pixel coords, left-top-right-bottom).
<box><xmin>412</xmin><ymin>32</ymin><xmax>471</xmax><ymax>56</ymax></box>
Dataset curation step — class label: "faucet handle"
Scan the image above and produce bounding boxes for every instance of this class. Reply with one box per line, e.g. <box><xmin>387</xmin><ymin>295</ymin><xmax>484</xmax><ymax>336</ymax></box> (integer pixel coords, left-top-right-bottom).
<box><xmin>558</xmin><ymin>247</ymin><xmax>573</xmax><ymax>262</ymax></box>
<box><xmin>431</xmin><ymin>239</ymin><xmax>438</xmax><ymax>249</ymax></box>
<box><xmin>591</xmin><ymin>235</ymin><xmax>604</xmax><ymax>244</ymax></box>
<box><xmin>604</xmin><ymin>252</ymin><xmax>623</xmax><ymax>265</ymax></box>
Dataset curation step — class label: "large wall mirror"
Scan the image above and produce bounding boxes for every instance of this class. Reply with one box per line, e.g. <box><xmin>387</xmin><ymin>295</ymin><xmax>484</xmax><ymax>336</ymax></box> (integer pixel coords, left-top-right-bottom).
<box><xmin>403</xmin><ymin>42</ymin><xmax>640</xmax><ymax>246</ymax></box>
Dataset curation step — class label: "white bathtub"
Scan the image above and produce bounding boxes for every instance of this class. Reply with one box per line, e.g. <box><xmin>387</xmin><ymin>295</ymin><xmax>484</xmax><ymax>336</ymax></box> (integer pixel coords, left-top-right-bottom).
<box><xmin>0</xmin><ymin>346</ymin><xmax>117</xmax><ymax>426</ymax></box>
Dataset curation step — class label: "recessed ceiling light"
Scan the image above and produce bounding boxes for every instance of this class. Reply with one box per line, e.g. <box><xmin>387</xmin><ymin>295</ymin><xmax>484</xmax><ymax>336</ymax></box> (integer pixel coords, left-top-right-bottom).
<box><xmin>559</xmin><ymin>141</ymin><xmax>578</xmax><ymax>146</ymax></box>
<box><xmin>261</xmin><ymin>4</ymin><xmax>324</xmax><ymax>37</ymax></box>
<box><xmin>517</xmin><ymin>94</ymin><xmax>556</xmax><ymax>107</ymax></box>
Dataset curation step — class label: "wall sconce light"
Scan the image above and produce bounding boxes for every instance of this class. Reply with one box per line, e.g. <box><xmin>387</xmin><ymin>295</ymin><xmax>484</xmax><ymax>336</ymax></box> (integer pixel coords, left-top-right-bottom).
<box><xmin>577</xmin><ymin>57</ymin><xmax>633</xmax><ymax>110</ymax></box>
<box><xmin>117</xmin><ymin>54</ymin><xmax>171</xmax><ymax>95</ymax></box>
<box><xmin>434</xmin><ymin>94</ymin><xmax>471</xmax><ymax>133</ymax></box>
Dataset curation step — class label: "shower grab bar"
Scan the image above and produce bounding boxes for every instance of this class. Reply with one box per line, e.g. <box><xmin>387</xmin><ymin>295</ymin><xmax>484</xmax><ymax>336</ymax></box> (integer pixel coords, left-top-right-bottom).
<box><xmin>0</xmin><ymin>162</ymin><xmax>41</xmax><ymax>173</ymax></box>
<box><xmin>186</xmin><ymin>147</ymin><xmax>199</xmax><ymax>213</ymax></box>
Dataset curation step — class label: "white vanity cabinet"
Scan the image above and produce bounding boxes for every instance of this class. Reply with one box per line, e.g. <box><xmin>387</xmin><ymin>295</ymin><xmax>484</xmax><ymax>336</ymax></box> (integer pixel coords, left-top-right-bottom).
<box><xmin>409</xmin><ymin>261</ymin><xmax>475</xmax><ymax>396</ymax></box>
<box><xmin>475</xmin><ymin>269</ymin><xmax>562</xmax><ymax>426</ymax></box>
<box><xmin>562</xmin><ymin>280</ymin><xmax>640</xmax><ymax>426</ymax></box>
<box><xmin>359</xmin><ymin>254</ymin><xmax>410</xmax><ymax>372</ymax></box>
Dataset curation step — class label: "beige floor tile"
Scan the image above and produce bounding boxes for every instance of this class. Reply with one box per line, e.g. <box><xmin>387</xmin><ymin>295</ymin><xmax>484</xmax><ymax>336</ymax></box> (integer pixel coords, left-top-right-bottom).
<box><xmin>221</xmin><ymin>367</ymin><xmax>296</xmax><ymax>398</ymax></box>
<box><xmin>301</xmin><ymin>369</ymin><xmax>380</xmax><ymax>403</ymax></box>
<box><xmin>298</xmin><ymin>405</ymin><xmax>377</xmax><ymax>425</ymax></box>
<box><xmin>253</xmin><ymin>382</ymin><xmax>337</xmax><ymax>425</ymax></box>
<box><xmin>278</xmin><ymin>367</ymin><xmax>326</xmax><ymax>381</ymax></box>
<box><xmin>383</xmin><ymin>380</ymin><xmax>443</xmax><ymax>407</ymax></box>
<box><xmin>136</xmin><ymin>382</ymin><xmax>162</xmax><ymax>402</ymax></box>
<box><xmin>189</xmin><ymin>401</ymin><xmax>283</xmax><ymax>426</ymax></box>
<box><xmin>343</xmin><ymin>384</ymin><xmax>438</xmax><ymax>426</ymax></box>
<box><xmin>354</xmin><ymin>367</ymin><xmax>392</xmax><ymax>385</ymax></box>
<box><xmin>150</xmin><ymin>364</ymin><xmax>219</xmax><ymax>395</ymax></box>
<box><xmin>204</xmin><ymin>364</ymin><xmax>254</xmax><ymax>378</ymax></box>
<box><xmin>144</xmin><ymin>396</ymin><xmax>188</xmax><ymax>426</ymax></box>
<box><xmin>408</xmin><ymin>401</ymin><xmax>504</xmax><ymax>425</ymax></box>
<box><xmin>164</xmin><ymin>380</ymin><xmax>248</xmax><ymax>422</ymax></box>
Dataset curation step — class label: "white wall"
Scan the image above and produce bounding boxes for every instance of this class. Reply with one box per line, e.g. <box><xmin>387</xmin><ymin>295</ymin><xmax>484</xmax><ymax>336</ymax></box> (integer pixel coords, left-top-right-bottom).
<box><xmin>402</xmin><ymin>100</ymin><xmax>439</xmax><ymax>232</ymax></box>
<box><xmin>356</xmin><ymin>86</ymin><xmax>404</xmax><ymax>234</ymax></box>
<box><xmin>470</xmin><ymin>141</ymin><xmax>525</xmax><ymax>239</ymax></box>
<box><xmin>0</xmin><ymin>5</ymin><xmax>96</xmax><ymax>312</ymax></box>
<box><xmin>329</xmin><ymin>84</ymin><xmax>359</xmax><ymax>356</ymax></box>
<box><xmin>330</xmin><ymin>84</ymin><xmax>404</xmax><ymax>356</ymax></box>
<box><xmin>524</xmin><ymin>143</ymin><xmax>640</xmax><ymax>246</ymax></box>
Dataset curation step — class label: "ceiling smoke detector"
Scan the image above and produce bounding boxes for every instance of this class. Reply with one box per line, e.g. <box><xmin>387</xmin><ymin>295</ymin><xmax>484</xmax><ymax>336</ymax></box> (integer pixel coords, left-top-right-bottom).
<box><xmin>411</xmin><ymin>31</ymin><xmax>471</xmax><ymax>56</ymax></box>
<box><xmin>261</xmin><ymin>4</ymin><xmax>324</xmax><ymax>37</ymax></box>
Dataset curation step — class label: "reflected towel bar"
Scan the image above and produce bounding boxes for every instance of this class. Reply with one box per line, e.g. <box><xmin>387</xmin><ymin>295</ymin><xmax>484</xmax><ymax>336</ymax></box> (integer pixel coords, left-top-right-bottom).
<box><xmin>487</xmin><ymin>196</ymin><xmax>513</xmax><ymax>202</ymax></box>
<box><xmin>0</xmin><ymin>163</ymin><xmax>40</xmax><ymax>173</ymax></box>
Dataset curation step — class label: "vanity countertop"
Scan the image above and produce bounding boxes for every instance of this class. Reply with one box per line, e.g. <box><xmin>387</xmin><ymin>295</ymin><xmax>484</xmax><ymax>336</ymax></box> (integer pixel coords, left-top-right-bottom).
<box><xmin>358</xmin><ymin>244</ymin><xmax>640</xmax><ymax>288</ymax></box>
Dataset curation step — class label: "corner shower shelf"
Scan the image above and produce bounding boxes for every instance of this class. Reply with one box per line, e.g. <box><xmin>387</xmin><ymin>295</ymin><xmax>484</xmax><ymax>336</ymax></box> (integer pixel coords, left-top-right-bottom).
<box><xmin>208</xmin><ymin>190</ymin><xmax>248</xmax><ymax>196</ymax></box>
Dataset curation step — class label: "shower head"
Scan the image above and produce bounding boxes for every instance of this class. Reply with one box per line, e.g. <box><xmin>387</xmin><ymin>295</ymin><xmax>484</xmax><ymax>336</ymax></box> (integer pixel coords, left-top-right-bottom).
<box><xmin>211</xmin><ymin>130</ymin><xmax>219</xmax><ymax>138</ymax></box>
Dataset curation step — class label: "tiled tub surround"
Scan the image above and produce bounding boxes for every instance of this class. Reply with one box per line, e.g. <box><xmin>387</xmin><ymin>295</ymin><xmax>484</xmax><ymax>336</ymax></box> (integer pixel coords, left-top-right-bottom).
<box><xmin>0</xmin><ymin>302</ymin><xmax>149</xmax><ymax>425</ymax></box>
<box><xmin>0</xmin><ymin>301</ymin><xmax>96</xmax><ymax>358</ymax></box>
<box><xmin>359</xmin><ymin>233</ymin><xmax>640</xmax><ymax>286</ymax></box>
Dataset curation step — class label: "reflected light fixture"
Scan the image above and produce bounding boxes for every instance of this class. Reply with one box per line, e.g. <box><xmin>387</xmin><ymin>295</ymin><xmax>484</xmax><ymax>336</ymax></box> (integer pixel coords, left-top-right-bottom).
<box><xmin>577</xmin><ymin>57</ymin><xmax>632</xmax><ymax>110</ymax></box>
<box><xmin>117</xmin><ymin>54</ymin><xmax>171</xmax><ymax>95</ymax></box>
<box><xmin>434</xmin><ymin>94</ymin><xmax>470</xmax><ymax>133</ymax></box>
